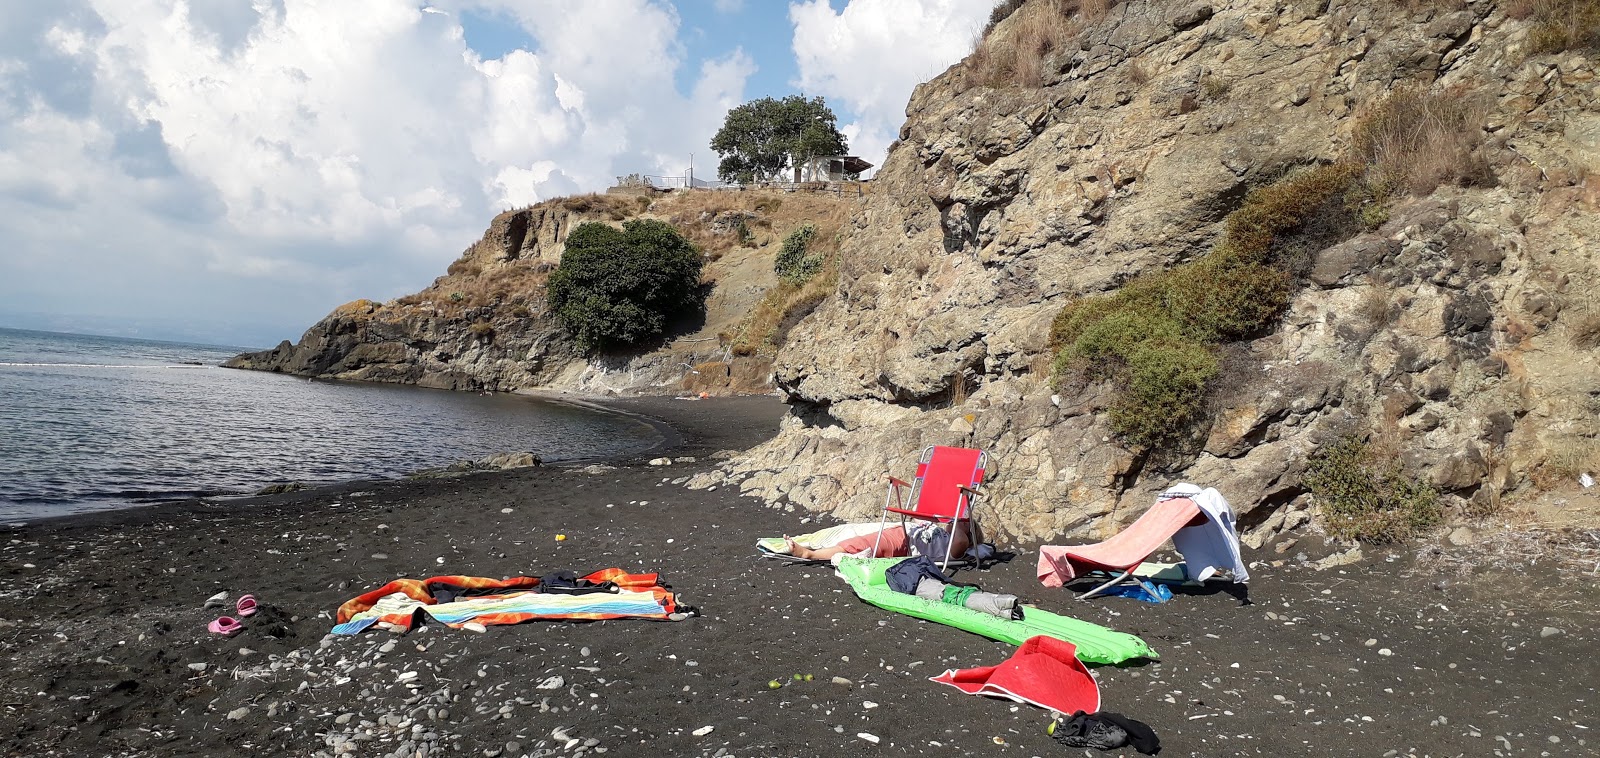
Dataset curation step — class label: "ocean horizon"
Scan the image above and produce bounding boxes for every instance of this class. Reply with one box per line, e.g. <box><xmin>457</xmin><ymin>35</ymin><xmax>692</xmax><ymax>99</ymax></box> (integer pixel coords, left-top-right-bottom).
<box><xmin>0</xmin><ymin>327</ymin><xmax>660</xmax><ymax>523</ymax></box>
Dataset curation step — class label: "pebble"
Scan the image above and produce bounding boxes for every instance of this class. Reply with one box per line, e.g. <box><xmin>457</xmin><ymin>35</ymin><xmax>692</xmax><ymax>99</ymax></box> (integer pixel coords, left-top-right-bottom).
<box><xmin>580</xmin><ymin>647</ymin><xmax>591</xmax><ymax>657</ymax></box>
<box><xmin>537</xmin><ymin>676</ymin><xmax>564</xmax><ymax>689</ymax></box>
<box><xmin>692</xmin><ymin>726</ymin><xmax>714</xmax><ymax>737</ymax></box>
<box><xmin>227</xmin><ymin>707</ymin><xmax>250</xmax><ymax>720</ymax></box>
<box><xmin>500</xmin><ymin>508</ymin><xmax>513</xmax><ymax>514</ymax></box>
<box><xmin>1540</xmin><ymin>626</ymin><xmax>1563</xmax><ymax>638</ymax></box>
<box><xmin>336</xmin><ymin>713</ymin><xmax>354</xmax><ymax>725</ymax></box>
<box><xmin>187</xmin><ymin>663</ymin><xmax>207</xmax><ymax>672</ymax></box>
<box><xmin>831</xmin><ymin>676</ymin><xmax>853</xmax><ymax>687</ymax></box>
<box><xmin>858</xmin><ymin>732</ymin><xmax>880</xmax><ymax>744</ymax></box>
<box><xmin>1364</xmin><ymin>639</ymin><xmax>1377</xmax><ymax>647</ymax></box>
<box><xmin>1378</xmin><ymin>648</ymin><xmax>1393</xmax><ymax>656</ymax></box>
<box><xmin>379</xmin><ymin>641</ymin><xmax>397</xmax><ymax>654</ymax></box>
<box><xmin>371</xmin><ymin>553</ymin><xmax>388</xmax><ymax>560</ymax></box>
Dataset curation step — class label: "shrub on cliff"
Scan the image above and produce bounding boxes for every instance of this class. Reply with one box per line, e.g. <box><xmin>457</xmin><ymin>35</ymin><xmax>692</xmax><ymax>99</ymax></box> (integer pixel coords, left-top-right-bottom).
<box><xmin>1306</xmin><ymin>435</ymin><xmax>1441</xmax><ymax>543</ymax></box>
<box><xmin>1051</xmin><ymin>162</ymin><xmax>1362</xmax><ymax>447</ymax></box>
<box><xmin>546</xmin><ymin>220</ymin><xmax>704</xmax><ymax>350</ymax></box>
<box><xmin>775</xmin><ymin>224</ymin><xmax>821</xmax><ymax>284</ymax></box>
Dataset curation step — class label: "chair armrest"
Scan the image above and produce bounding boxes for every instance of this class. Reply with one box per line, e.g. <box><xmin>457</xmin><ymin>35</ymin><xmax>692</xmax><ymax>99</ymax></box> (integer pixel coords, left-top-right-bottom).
<box><xmin>886</xmin><ymin>475</ymin><xmax>911</xmax><ymax>488</ymax></box>
<box><xmin>959</xmin><ymin>485</ymin><xmax>983</xmax><ymax>498</ymax></box>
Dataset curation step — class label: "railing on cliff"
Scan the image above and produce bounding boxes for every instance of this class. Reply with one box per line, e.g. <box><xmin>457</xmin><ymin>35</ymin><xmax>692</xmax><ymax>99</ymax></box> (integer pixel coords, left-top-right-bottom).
<box><xmin>613</xmin><ymin>175</ymin><xmax>868</xmax><ymax>197</ymax></box>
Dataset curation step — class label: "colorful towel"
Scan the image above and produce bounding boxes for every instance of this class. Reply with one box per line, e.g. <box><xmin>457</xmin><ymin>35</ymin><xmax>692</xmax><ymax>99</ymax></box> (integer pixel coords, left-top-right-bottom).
<box><xmin>931</xmin><ymin>635</ymin><xmax>1101</xmax><ymax>714</ymax></box>
<box><xmin>1037</xmin><ymin>497</ymin><xmax>1203</xmax><ymax>587</ymax></box>
<box><xmin>332</xmin><ymin>570</ymin><xmax>678</xmax><ymax>635</ymax></box>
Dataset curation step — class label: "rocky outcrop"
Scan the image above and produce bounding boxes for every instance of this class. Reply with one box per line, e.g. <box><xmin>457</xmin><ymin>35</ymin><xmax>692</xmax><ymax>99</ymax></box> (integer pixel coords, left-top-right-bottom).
<box><xmin>226</xmin><ymin>192</ymin><xmax>818</xmax><ymax>395</ymax></box>
<box><xmin>698</xmin><ymin>0</ymin><xmax>1600</xmax><ymax>545</ymax></box>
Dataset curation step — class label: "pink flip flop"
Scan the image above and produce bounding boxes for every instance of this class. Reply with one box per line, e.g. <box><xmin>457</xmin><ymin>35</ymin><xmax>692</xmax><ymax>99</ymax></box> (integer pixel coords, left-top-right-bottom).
<box><xmin>208</xmin><ymin>616</ymin><xmax>242</xmax><ymax>637</ymax></box>
<box><xmin>235</xmin><ymin>594</ymin><xmax>258</xmax><ymax>618</ymax></box>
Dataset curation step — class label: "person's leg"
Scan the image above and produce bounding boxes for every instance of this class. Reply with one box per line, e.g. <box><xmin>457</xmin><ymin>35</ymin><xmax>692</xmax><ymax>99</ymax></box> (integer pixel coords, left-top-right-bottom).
<box><xmin>787</xmin><ymin>526</ymin><xmax>908</xmax><ymax>560</ymax></box>
<box><xmin>784</xmin><ymin>539</ymin><xmax>846</xmax><ymax>561</ymax></box>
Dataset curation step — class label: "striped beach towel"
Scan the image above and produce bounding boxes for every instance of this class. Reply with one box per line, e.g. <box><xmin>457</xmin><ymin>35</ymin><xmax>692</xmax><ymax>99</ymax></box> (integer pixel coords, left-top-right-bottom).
<box><xmin>332</xmin><ymin>569</ymin><xmax>679</xmax><ymax>635</ymax></box>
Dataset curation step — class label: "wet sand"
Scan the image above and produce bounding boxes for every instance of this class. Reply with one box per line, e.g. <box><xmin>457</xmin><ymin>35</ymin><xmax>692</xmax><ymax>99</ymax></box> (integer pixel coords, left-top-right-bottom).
<box><xmin>0</xmin><ymin>395</ymin><xmax>1595</xmax><ymax>757</ymax></box>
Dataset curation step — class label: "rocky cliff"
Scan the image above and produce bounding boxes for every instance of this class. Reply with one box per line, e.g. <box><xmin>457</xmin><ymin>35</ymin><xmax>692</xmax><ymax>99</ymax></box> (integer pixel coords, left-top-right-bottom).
<box><xmin>227</xmin><ymin>191</ymin><xmax>853</xmax><ymax>396</ymax></box>
<box><xmin>693</xmin><ymin>0</ymin><xmax>1600</xmax><ymax>546</ymax></box>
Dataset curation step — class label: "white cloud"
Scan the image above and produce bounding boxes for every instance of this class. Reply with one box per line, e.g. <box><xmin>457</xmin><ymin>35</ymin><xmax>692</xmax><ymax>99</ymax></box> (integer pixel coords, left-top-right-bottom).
<box><xmin>0</xmin><ymin>0</ymin><xmax>753</xmax><ymax>345</ymax></box>
<box><xmin>789</xmin><ymin>0</ymin><xmax>988</xmax><ymax>173</ymax></box>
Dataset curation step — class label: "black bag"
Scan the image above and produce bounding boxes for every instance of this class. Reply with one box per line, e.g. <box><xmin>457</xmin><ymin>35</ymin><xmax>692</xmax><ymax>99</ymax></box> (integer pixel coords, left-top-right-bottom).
<box><xmin>883</xmin><ymin>555</ymin><xmax>949</xmax><ymax>595</ymax></box>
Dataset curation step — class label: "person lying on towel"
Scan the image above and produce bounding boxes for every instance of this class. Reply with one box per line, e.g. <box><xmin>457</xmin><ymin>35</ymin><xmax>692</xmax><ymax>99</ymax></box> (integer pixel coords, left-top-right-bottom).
<box><xmin>781</xmin><ymin>521</ymin><xmax>974</xmax><ymax>562</ymax></box>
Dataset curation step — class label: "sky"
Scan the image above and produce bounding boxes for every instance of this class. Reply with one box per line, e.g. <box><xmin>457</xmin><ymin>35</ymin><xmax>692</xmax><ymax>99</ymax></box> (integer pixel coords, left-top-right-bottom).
<box><xmin>0</xmin><ymin>0</ymin><xmax>991</xmax><ymax>347</ymax></box>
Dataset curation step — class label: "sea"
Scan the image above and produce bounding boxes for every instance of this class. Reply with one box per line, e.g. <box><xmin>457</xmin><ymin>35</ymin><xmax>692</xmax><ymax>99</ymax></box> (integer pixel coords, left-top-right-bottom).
<box><xmin>0</xmin><ymin>327</ymin><xmax>661</xmax><ymax>523</ymax></box>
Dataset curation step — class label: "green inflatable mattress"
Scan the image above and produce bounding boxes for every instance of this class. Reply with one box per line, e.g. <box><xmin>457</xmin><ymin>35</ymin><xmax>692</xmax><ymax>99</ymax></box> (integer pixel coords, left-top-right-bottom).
<box><xmin>834</xmin><ymin>556</ymin><xmax>1157</xmax><ymax>665</ymax></box>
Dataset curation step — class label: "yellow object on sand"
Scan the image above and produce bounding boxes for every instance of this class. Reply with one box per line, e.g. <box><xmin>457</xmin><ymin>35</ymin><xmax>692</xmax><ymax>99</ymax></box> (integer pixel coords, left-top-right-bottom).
<box><xmin>556</xmin><ymin>534</ymin><xmax>567</xmax><ymax>541</ymax></box>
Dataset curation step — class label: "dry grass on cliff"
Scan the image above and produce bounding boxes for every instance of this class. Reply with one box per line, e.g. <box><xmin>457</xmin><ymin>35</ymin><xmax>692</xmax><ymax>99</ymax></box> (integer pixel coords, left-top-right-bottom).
<box><xmin>724</xmin><ymin>220</ymin><xmax>850</xmax><ymax>357</ymax></box>
<box><xmin>648</xmin><ymin>190</ymin><xmax>851</xmax><ymax>262</ymax></box>
<box><xmin>1512</xmin><ymin>0</ymin><xmax>1600</xmax><ymax>54</ymax></box>
<box><xmin>1536</xmin><ymin>437</ymin><xmax>1600</xmax><ymax>488</ymax></box>
<box><xmin>965</xmin><ymin>0</ymin><xmax>1117</xmax><ymax>89</ymax></box>
<box><xmin>1349</xmin><ymin>86</ymin><xmax>1493</xmax><ymax>216</ymax></box>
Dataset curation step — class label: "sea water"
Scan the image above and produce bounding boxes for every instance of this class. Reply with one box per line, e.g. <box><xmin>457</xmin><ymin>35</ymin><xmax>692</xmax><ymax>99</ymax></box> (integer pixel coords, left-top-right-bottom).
<box><xmin>0</xmin><ymin>327</ymin><xmax>659</xmax><ymax>522</ymax></box>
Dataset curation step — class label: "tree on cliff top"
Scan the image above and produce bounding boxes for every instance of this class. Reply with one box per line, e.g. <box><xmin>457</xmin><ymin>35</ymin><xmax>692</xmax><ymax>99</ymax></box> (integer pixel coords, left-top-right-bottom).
<box><xmin>546</xmin><ymin>220</ymin><xmax>704</xmax><ymax>351</ymax></box>
<box><xmin>710</xmin><ymin>95</ymin><xmax>848</xmax><ymax>184</ymax></box>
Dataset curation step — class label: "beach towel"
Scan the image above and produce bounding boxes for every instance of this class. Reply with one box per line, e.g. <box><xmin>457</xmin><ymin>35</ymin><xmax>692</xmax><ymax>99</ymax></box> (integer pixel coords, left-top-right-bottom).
<box><xmin>1036</xmin><ymin>498</ymin><xmax>1203</xmax><ymax>588</ymax></box>
<box><xmin>1161</xmin><ymin>484</ymin><xmax>1250</xmax><ymax>583</ymax></box>
<box><xmin>758</xmin><ymin>522</ymin><xmax>993</xmax><ymax>563</ymax></box>
<box><xmin>931</xmin><ymin>635</ymin><xmax>1101</xmax><ymax>714</ymax></box>
<box><xmin>756</xmin><ymin>522</ymin><xmax>887</xmax><ymax>560</ymax></box>
<box><xmin>332</xmin><ymin>569</ymin><xmax>680</xmax><ymax>635</ymax></box>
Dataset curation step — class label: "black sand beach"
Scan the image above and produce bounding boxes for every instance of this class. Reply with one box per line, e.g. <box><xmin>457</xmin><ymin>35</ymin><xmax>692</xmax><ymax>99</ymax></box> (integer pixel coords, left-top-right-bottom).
<box><xmin>1</xmin><ymin>396</ymin><xmax>1595</xmax><ymax>757</ymax></box>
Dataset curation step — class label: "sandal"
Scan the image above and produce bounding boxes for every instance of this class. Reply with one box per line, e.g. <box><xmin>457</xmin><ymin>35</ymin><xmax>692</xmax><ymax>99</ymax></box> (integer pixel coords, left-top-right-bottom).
<box><xmin>208</xmin><ymin>616</ymin><xmax>243</xmax><ymax>637</ymax></box>
<box><xmin>236</xmin><ymin>594</ymin><xmax>258</xmax><ymax>618</ymax></box>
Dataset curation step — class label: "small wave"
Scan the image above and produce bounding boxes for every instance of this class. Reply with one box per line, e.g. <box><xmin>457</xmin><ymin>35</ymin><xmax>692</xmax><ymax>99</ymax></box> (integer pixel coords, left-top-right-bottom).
<box><xmin>0</xmin><ymin>362</ymin><xmax>207</xmax><ymax>368</ymax></box>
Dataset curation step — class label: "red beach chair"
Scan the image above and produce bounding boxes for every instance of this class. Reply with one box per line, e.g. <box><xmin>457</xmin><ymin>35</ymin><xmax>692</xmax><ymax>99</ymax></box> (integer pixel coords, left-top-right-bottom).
<box><xmin>872</xmin><ymin>445</ymin><xmax>988</xmax><ymax>569</ymax></box>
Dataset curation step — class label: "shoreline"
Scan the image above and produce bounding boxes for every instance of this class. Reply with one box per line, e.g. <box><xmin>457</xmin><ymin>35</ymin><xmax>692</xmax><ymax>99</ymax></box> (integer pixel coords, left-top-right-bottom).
<box><xmin>1</xmin><ymin>395</ymin><xmax>1595</xmax><ymax>757</ymax></box>
<box><xmin>4</xmin><ymin>387</ymin><xmax>771</xmax><ymax>532</ymax></box>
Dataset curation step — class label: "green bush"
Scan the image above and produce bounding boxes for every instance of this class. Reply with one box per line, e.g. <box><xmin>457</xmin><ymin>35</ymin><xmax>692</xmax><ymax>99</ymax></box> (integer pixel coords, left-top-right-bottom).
<box><xmin>1305</xmin><ymin>435</ymin><xmax>1442</xmax><ymax>543</ymax></box>
<box><xmin>1050</xmin><ymin>163</ymin><xmax>1360</xmax><ymax>446</ymax></box>
<box><xmin>546</xmin><ymin>220</ymin><xmax>704</xmax><ymax>350</ymax></box>
<box><xmin>775</xmin><ymin>224</ymin><xmax>821</xmax><ymax>284</ymax></box>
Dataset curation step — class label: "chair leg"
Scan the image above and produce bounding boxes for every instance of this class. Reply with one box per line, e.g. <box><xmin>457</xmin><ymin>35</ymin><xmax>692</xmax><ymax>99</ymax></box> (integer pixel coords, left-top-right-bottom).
<box><xmin>872</xmin><ymin>483</ymin><xmax>897</xmax><ymax>558</ymax></box>
<box><xmin>1077</xmin><ymin>569</ymin><xmax>1134</xmax><ymax>601</ymax></box>
<box><xmin>939</xmin><ymin>520</ymin><xmax>956</xmax><ymax>572</ymax></box>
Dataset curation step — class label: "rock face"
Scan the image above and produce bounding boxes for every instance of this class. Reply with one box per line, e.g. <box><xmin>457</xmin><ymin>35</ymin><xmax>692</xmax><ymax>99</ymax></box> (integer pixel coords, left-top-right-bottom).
<box><xmin>703</xmin><ymin>0</ymin><xmax>1600</xmax><ymax>544</ymax></box>
<box><xmin>225</xmin><ymin>192</ymin><xmax>817</xmax><ymax>395</ymax></box>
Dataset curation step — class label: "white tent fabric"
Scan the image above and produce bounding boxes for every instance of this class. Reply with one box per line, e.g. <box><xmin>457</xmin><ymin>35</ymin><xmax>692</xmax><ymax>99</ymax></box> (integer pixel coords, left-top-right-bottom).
<box><xmin>1160</xmin><ymin>483</ymin><xmax>1250</xmax><ymax>584</ymax></box>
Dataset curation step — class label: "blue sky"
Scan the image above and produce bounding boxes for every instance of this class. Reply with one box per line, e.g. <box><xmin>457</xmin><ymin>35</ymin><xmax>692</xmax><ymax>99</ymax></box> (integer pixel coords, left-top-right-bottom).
<box><xmin>0</xmin><ymin>0</ymin><xmax>989</xmax><ymax>346</ymax></box>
